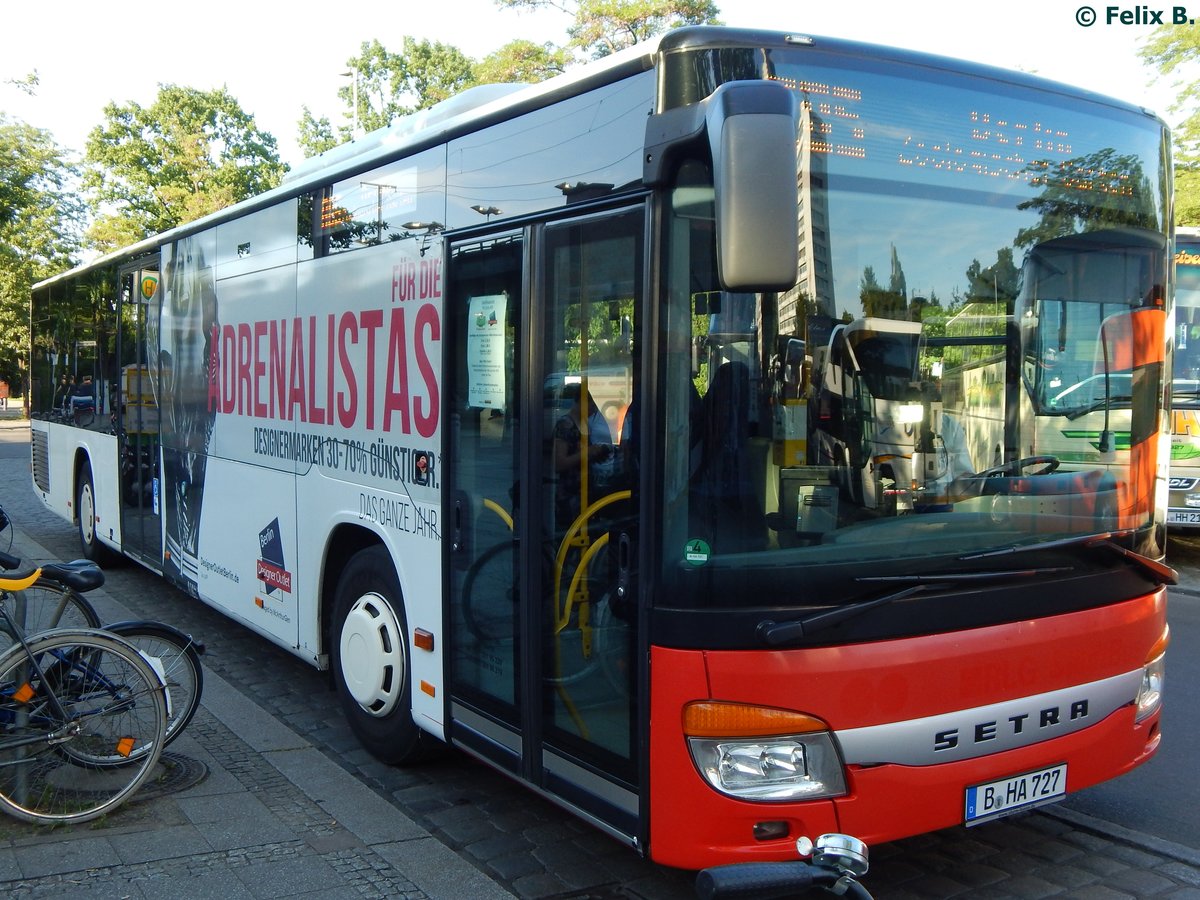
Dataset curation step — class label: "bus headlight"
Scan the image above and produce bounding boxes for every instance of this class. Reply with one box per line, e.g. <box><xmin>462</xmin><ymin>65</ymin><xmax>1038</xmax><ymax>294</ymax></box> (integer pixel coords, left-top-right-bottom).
<box><xmin>684</xmin><ymin>702</ymin><xmax>847</xmax><ymax>801</ymax></box>
<box><xmin>1135</xmin><ymin>628</ymin><xmax>1168</xmax><ymax>723</ymax></box>
<box><xmin>1135</xmin><ymin>652</ymin><xmax>1165</xmax><ymax>722</ymax></box>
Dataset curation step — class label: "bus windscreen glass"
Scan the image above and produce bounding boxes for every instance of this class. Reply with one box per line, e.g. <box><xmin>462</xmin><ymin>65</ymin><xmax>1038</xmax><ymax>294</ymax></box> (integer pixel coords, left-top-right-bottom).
<box><xmin>657</xmin><ymin>46</ymin><xmax>1169</xmax><ymax>615</ymax></box>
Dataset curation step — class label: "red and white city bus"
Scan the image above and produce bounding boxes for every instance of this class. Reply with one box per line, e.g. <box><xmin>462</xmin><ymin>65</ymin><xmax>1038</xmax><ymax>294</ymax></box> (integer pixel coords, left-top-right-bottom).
<box><xmin>29</xmin><ymin>26</ymin><xmax>1171</xmax><ymax>869</ymax></box>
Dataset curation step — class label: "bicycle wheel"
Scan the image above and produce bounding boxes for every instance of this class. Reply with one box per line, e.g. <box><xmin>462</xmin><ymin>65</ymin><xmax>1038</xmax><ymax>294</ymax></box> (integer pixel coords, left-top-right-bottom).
<box><xmin>0</xmin><ymin>505</ymin><xmax>12</xmax><ymax>553</ymax></box>
<box><xmin>0</xmin><ymin>629</ymin><xmax>167</xmax><ymax>824</ymax></box>
<box><xmin>548</xmin><ymin>586</ymin><xmax>633</xmax><ymax>689</ymax></box>
<box><xmin>0</xmin><ymin>579</ymin><xmax>101</xmax><ymax>653</ymax></box>
<box><xmin>461</xmin><ymin>540</ymin><xmax>517</xmax><ymax>643</ymax></box>
<box><xmin>104</xmin><ymin>621</ymin><xmax>203</xmax><ymax>751</ymax></box>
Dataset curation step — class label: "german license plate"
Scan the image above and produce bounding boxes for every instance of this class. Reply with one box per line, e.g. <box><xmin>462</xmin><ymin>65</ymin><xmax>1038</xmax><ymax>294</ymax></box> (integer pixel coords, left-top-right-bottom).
<box><xmin>1168</xmin><ymin>510</ymin><xmax>1200</xmax><ymax>525</ymax></box>
<box><xmin>964</xmin><ymin>763</ymin><xmax>1067</xmax><ymax>825</ymax></box>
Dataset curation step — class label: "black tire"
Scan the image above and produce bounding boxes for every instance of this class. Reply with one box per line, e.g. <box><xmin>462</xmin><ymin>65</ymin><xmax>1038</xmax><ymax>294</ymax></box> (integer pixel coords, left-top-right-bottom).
<box><xmin>0</xmin><ymin>578</ymin><xmax>101</xmax><ymax>654</ymax></box>
<box><xmin>0</xmin><ymin>629</ymin><xmax>167</xmax><ymax>823</ymax></box>
<box><xmin>0</xmin><ymin>502</ymin><xmax>12</xmax><ymax>553</ymax></box>
<box><xmin>104</xmin><ymin>620</ymin><xmax>204</xmax><ymax>751</ymax></box>
<box><xmin>330</xmin><ymin>545</ymin><xmax>438</xmax><ymax>764</ymax></box>
<box><xmin>76</xmin><ymin>460</ymin><xmax>117</xmax><ymax>565</ymax></box>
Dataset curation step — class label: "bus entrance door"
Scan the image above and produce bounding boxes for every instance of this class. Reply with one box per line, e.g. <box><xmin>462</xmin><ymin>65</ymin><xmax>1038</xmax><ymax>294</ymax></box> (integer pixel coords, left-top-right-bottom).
<box><xmin>117</xmin><ymin>262</ymin><xmax>164</xmax><ymax>567</ymax></box>
<box><xmin>446</xmin><ymin>207</ymin><xmax>644</xmax><ymax>847</ymax></box>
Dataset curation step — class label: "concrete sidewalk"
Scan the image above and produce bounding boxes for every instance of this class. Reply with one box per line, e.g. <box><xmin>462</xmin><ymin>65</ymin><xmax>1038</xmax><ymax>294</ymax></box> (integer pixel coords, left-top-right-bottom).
<box><xmin>0</xmin><ymin>523</ymin><xmax>513</xmax><ymax>900</ymax></box>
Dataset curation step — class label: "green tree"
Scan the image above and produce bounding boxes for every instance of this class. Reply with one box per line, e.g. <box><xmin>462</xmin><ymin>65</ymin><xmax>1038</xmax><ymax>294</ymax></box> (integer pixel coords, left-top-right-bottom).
<box><xmin>0</xmin><ymin>115</ymin><xmax>81</xmax><ymax>404</ymax></box>
<box><xmin>909</xmin><ymin>290</ymin><xmax>943</xmax><ymax>328</ymax></box>
<box><xmin>3</xmin><ymin>71</ymin><xmax>38</xmax><ymax>97</ymax></box>
<box><xmin>297</xmin><ymin>4</ymin><xmax>713</xmax><ymax>159</ymax></box>
<box><xmin>1140</xmin><ymin>26</ymin><xmax>1200</xmax><ymax>224</ymax></box>
<box><xmin>964</xmin><ymin>247</ymin><xmax>1021</xmax><ymax>304</ymax></box>
<box><xmin>297</xmin><ymin>38</ymin><xmax>479</xmax><ymax>157</ymax></box>
<box><xmin>403</xmin><ymin>37</ymin><xmax>480</xmax><ymax>108</ymax></box>
<box><xmin>296</xmin><ymin>106</ymin><xmax>340</xmax><ymax>157</ymax></box>
<box><xmin>860</xmin><ymin>250</ymin><xmax>909</xmax><ymax>320</ymax></box>
<box><xmin>887</xmin><ymin>244</ymin><xmax>907</xmax><ymax>298</ymax></box>
<box><xmin>859</xmin><ymin>265</ymin><xmax>883</xmax><ymax>317</ymax></box>
<box><xmin>83</xmin><ymin>85</ymin><xmax>285</xmax><ymax>252</ymax></box>
<box><xmin>497</xmin><ymin>0</ymin><xmax>720</xmax><ymax>59</ymax></box>
<box><xmin>476</xmin><ymin>40</ymin><xmax>570</xmax><ymax>84</ymax></box>
<box><xmin>1014</xmin><ymin>149</ymin><xmax>1159</xmax><ymax>249</ymax></box>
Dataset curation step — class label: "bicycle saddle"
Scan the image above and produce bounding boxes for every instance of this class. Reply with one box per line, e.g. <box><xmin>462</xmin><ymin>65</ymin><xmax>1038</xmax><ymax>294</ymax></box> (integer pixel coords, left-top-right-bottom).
<box><xmin>40</xmin><ymin>560</ymin><xmax>106</xmax><ymax>592</ymax></box>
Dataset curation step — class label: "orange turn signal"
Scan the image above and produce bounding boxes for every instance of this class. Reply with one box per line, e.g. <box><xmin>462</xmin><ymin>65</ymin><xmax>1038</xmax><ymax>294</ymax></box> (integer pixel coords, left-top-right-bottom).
<box><xmin>683</xmin><ymin>701</ymin><xmax>827</xmax><ymax>738</ymax></box>
<box><xmin>1146</xmin><ymin>626</ymin><xmax>1170</xmax><ymax>664</ymax></box>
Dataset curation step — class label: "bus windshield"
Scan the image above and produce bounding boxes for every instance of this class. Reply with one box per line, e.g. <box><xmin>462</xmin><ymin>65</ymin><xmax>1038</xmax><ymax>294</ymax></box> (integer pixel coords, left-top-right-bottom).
<box><xmin>658</xmin><ymin>44</ymin><xmax>1168</xmax><ymax>611</ymax></box>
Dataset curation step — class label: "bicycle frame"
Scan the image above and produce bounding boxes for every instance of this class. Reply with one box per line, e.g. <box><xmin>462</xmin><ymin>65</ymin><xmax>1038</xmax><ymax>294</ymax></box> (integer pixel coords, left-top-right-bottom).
<box><xmin>0</xmin><ymin>572</ymin><xmax>77</xmax><ymax>728</ymax></box>
<box><xmin>0</xmin><ymin>574</ymin><xmax>146</xmax><ymax>742</ymax></box>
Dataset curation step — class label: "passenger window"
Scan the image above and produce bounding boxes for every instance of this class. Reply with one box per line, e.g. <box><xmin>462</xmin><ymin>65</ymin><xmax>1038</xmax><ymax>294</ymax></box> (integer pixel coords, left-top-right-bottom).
<box><xmin>312</xmin><ymin>147</ymin><xmax>446</xmax><ymax>258</ymax></box>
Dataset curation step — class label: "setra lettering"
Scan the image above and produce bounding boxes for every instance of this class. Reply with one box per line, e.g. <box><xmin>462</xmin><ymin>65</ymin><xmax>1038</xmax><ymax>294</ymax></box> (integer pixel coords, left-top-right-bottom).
<box><xmin>933</xmin><ymin>699</ymin><xmax>1090</xmax><ymax>751</ymax></box>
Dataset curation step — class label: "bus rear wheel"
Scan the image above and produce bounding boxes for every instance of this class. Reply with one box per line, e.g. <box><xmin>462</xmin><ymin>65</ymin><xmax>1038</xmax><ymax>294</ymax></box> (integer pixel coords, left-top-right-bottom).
<box><xmin>331</xmin><ymin>545</ymin><xmax>436</xmax><ymax>764</ymax></box>
<box><xmin>76</xmin><ymin>460</ymin><xmax>116</xmax><ymax>565</ymax></box>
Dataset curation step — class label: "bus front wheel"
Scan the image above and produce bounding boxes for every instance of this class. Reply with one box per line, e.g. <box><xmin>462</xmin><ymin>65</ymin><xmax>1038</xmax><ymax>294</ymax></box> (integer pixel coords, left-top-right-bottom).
<box><xmin>331</xmin><ymin>545</ymin><xmax>436</xmax><ymax>764</ymax></box>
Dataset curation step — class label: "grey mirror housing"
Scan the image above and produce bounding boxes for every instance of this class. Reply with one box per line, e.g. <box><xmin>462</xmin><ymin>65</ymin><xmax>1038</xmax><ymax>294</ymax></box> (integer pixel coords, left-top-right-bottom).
<box><xmin>644</xmin><ymin>80</ymin><xmax>800</xmax><ymax>293</ymax></box>
<box><xmin>706</xmin><ymin>81</ymin><xmax>800</xmax><ymax>291</ymax></box>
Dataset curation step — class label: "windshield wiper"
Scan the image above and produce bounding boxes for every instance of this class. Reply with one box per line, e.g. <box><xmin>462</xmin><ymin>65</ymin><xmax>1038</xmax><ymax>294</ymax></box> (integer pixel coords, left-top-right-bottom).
<box><xmin>854</xmin><ymin>568</ymin><xmax>1074</xmax><ymax>585</ymax></box>
<box><xmin>960</xmin><ymin>529</ymin><xmax>1177</xmax><ymax>586</ymax></box>
<box><xmin>756</xmin><ymin>566</ymin><xmax>1072</xmax><ymax>647</ymax></box>
<box><xmin>1063</xmin><ymin>396</ymin><xmax>1132</xmax><ymax>421</ymax></box>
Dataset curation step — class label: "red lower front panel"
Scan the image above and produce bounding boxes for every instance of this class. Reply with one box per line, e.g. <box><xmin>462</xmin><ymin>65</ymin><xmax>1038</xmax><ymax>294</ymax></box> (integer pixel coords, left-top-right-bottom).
<box><xmin>647</xmin><ymin>590</ymin><xmax>1166</xmax><ymax>870</ymax></box>
<box><xmin>837</xmin><ymin>703</ymin><xmax>1159</xmax><ymax>842</ymax></box>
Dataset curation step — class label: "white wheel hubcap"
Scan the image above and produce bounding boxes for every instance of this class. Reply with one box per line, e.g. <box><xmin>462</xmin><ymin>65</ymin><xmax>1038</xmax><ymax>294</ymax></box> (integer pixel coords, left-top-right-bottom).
<box><xmin>80</xmin><ymin>483</ymin><xmax>95</xmax><ymax>543</ymax></box>
<box><xmin>339</xmin><ymin>592</ymin><xmax>404</xmax><ymax>717</ymax></box>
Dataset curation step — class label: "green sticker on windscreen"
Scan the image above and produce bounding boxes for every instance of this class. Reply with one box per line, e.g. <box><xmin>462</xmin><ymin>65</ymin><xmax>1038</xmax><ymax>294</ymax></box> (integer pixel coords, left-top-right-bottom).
<box><xmin>684</xmin><ymin>539</ymin><xmax>710</xmax><ymax>566</ymax></box>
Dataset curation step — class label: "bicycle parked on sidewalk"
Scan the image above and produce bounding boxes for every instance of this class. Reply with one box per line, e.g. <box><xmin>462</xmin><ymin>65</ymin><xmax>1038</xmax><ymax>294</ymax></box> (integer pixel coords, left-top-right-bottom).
<box><xmin>0</xmin><ymin>561</ymin><xmax>168</xmax><ymax>823</ymax></box>
<box><xmin>0</xmin><ymin>505</ymin><xmax>205</xmax><ymax>753</ymax></box>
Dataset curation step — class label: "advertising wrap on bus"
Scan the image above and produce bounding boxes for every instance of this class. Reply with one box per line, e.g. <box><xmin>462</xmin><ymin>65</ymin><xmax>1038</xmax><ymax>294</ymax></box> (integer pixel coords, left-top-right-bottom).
<box><xmin>28</xmin><ymin>26</ymin><xmax>1171</xmax><ymax>870</ymax></box>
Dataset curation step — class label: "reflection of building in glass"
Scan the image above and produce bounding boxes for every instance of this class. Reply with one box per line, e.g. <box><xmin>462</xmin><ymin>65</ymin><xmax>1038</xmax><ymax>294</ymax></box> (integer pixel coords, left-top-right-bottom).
<box><xmin>779</xmin><ymin>96</ymin><xmax>836</xmax><ymax>335</ymax></box>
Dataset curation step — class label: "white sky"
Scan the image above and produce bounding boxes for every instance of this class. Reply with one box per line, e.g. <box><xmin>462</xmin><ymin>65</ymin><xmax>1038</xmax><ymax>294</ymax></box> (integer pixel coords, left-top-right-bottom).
<box><xmin>1</xmin><ymin>0</ymin><xmax>1189</xmax><ymax>168</ymax></box>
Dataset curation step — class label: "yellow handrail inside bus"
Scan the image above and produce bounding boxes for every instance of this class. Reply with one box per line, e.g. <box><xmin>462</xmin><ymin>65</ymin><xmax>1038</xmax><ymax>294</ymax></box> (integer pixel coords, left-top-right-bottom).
<box><xmin>551</xmin><ymin>490</ymin><xmax>630</xmax><ymax>741</ymax></box>
<box><xmin>479</xmin><ymin>488</ymin><xmax>631</xmax><ymax>742</ymax></box>
<box><xmin>482</xmin><ymin>497</ymin><xmax>514</xmax><ymax>531</ymax></box>
<box><xmin>558</xmin><ymin>532</ymin><xmax>609</xmax><ymax>640</ymax></box>
<box><xmin>553</xmin><ymin>490</ymin><xmax>631</xmax><ymax>623</ymax></box>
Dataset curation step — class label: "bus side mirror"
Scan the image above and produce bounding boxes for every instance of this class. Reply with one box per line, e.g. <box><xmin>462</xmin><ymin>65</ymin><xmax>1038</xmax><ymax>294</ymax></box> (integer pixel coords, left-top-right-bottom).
<box><xmin>643</xmin><ymin>80</ymin><xmax>800</xmax><ymax>293</ymax></box>
<box><xmin>706</xmin><ymin>81</ymin><xmax>800</xmax><ymax>292</ymax></box>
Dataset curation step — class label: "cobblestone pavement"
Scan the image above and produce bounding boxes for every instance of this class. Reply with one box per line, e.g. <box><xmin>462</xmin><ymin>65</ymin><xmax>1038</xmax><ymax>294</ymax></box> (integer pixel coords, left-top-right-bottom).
<box><xmin>0</xmin><ymin>705</ymin><xmax>439</xmax><ymax>899</ymax></box>
<box><xmin>2</xmin><ymin>416</ymin><xmax>1199</xmax><ymax>898</ymax></box>
<box><xmin>0</xmin><ymin>533</ymin><xmax>509</xmax><ymax>896</ymax></box>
